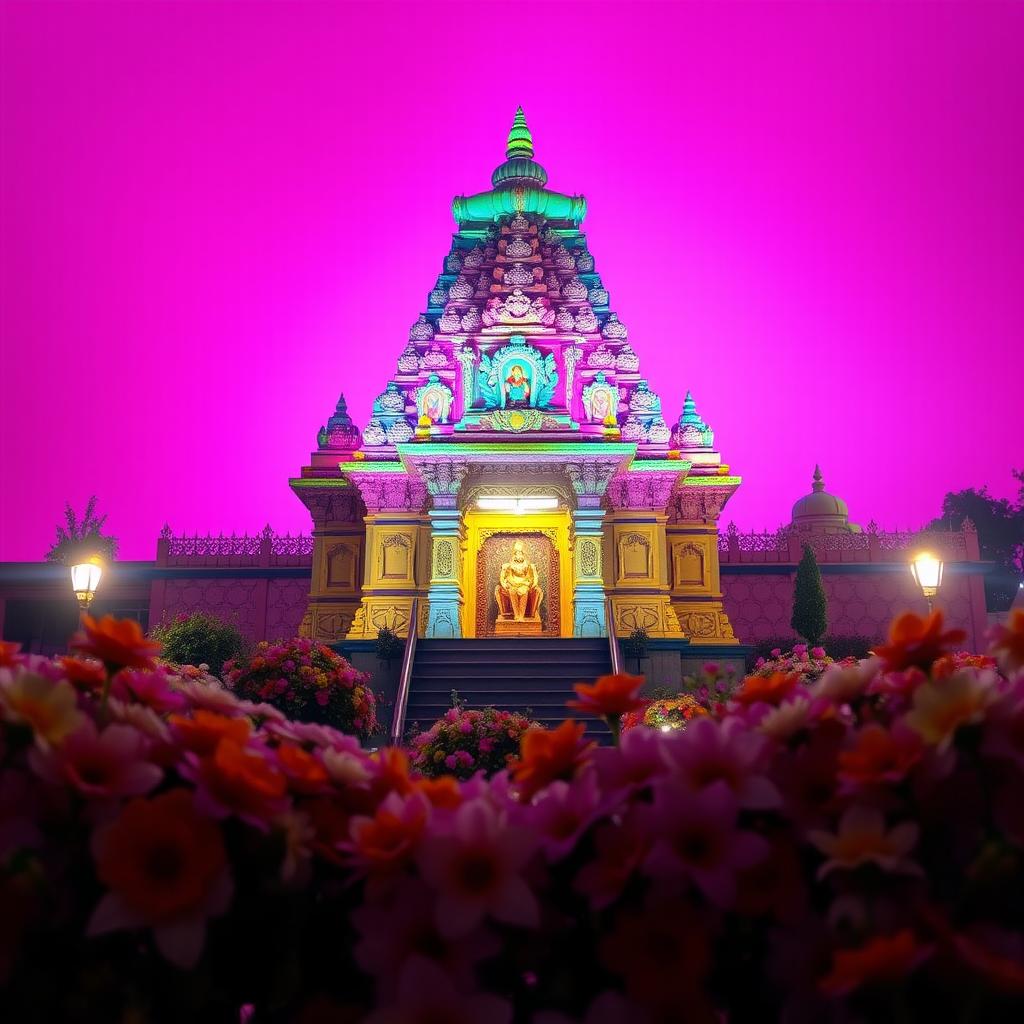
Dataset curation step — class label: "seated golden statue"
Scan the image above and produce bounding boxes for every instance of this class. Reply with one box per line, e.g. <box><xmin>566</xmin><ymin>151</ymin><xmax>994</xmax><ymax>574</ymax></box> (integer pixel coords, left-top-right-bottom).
<box><xmin>495</xmin><ymin>540</ymin><xmax>543</xmax><ymax>624</ymax></box>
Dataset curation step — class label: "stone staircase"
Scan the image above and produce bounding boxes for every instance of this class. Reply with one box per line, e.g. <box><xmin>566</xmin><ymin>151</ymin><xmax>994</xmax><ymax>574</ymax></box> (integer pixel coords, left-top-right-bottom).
<box><xmin>404</xmin><ymin>638</ymin><xmax>615</xmax><ymax>743</ymax></box>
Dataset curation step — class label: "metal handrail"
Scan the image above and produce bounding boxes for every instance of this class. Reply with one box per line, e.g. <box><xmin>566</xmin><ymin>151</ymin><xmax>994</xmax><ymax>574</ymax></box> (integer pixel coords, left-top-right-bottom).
<box><xmin>606</xmin><ymin>597</ymin><xmax>624</xmax><ymax>675</ymax></box>
<box><xmin>389</xmin><ymin>597</ymin><xmax>420</xmax><ymax>746</ymax></box>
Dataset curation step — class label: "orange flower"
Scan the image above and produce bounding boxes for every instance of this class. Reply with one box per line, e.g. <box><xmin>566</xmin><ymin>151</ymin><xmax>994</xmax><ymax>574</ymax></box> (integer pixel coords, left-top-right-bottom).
<box><xmin>199</xmin><ymin>738</ymin><xmax>288</xmax><ymax>821</ymax></box>
<box><xmin>348</xmin><ymin>793</ymin><xmax>427</xmax><ymax>875</ymax></box>
<box><xmin>734</xmin><ymin>672</ymin><xmax>802</xmax><ymax>707</ymax></box>
<box><xmin>170</xmin><ymin>710</ymin><xmax>251</xmax><ymax>755</ymax></box>
<box><xmin>58</xmin><ymin>655</ymin><xmax>107</xmax><ymax>692</ymax></box>
<box><xmin>989</xmin><ymin>609</ymin><xmax>1024</xmax><ymax>674</ymax></box>
<box><xmin>93</xmin><ymin>789</ymin><xmax>226</xmax><ymax>923</ymax></box>
<box><xmin>370</xmin><ymin>746</ymin><xmax>414</xmax><ymax>800</ymax></box>
<box><xmin>0</xmin><ymin>673</ymin><xmax>82</xmax><ymax>745</ymax></box>
<box><xmin>837</xmin><ymin>724</ymin><xmax>923</xmax><ymax>787</ymax></box>
<box><xmin>0</xmin><ymin>641</ymin><xmax>22</xmax><ymax>668</ymax></box>
<box><xmin>872</xmin><ymin>611</ymin><xmax>966</xmax><ymax>673</ymax></box>
<box><xmin>72</xmin><ymin>614</ymin><xmax>162</xmax><ymax>671</ymax></box>
<box><xmin>511</xmin><ymin>720</ymin><xmax>594</xmax><ymax>802</ymax></box>
<box><xmin>819</xmin><ymin>930</ymin><xmax>930</xmax><ymax>995</ymax></box>
<box><xmin>414</xmin><ymin>775</ymin><xmax>463</xmax><ymax>809</ymax></box>
<box><xmin>277</xmin><ymin>743</ymin><xmax>329</xmax><ymax>794</ymax></box>
<box><xmin>568</xmin><ymin>673</ymin><xmax>646</xmax><ymax>718</ymax></box>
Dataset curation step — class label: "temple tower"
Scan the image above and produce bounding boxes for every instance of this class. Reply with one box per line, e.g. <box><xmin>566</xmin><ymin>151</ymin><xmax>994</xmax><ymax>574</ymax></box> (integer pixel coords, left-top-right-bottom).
<box><xmin>291</xmin><ymin>111</ymin><xmax>740</xmax><ymax>645</ymax></box>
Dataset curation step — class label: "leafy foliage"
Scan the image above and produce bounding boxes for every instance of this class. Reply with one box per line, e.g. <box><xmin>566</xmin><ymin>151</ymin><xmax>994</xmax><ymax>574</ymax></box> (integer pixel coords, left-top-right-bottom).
<box><xmin>409</xmin><ymin>701</ymin><xmax>537</xmax><ymax>780</ymax></box>
<box><xmin>44</xmin><ymin>496</ymin><xmax>118</xmax><ymax>564</ymax></box>
<box><xmin>374</xmin><ymin>626</ymin><xmax>402</xmax><ymax>663</ymax></box>
<box><xmin>926</xmin><ymin>469</ymin><xmax>1024</xmax><ymax>611</ymax></box>
<box><xmin>150</xmin><ymin>612</ymin><xmax>246</xmax><ymax>679</ymax></box>
<box><xmin>791</xmin><ymin>542</ymin><xmax>828</xmax><ymax>644</ymax></box>
<box><xmin>224</xmin><ymin>638</ymin><xmax>378</xmax><ymax>738</ymax></box>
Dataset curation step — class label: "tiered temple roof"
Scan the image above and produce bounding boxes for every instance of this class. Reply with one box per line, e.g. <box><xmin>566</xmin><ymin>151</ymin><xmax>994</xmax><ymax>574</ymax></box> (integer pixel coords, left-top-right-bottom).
<box><xmin>303</xmin><ymin>108</ymin><xmax>727</xmax><ymax>476</ymax></box>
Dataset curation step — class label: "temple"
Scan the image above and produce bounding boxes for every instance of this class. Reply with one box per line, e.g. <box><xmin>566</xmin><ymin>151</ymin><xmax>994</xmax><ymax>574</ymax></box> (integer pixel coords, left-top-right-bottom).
<box><xmin>290</xmin><ymin>110</ymin><xmax>741</xmax><ymax>644</ymax></box>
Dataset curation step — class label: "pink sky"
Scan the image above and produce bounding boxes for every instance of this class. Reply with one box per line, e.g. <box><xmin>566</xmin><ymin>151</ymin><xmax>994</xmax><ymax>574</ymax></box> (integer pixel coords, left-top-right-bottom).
<box><xmin>1</xmin><ymin>1</ymin><xmax>1022</xmax><ymax>561</ymax></box>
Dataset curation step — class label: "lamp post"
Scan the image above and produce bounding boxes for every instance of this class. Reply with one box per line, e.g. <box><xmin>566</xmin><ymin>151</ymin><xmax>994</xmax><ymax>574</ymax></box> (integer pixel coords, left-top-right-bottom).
<box><xmin>909</xmin><ymin>551</ymin><xmax>943</xmax><ymax>613</ymax></box>
<box><xmin>70</xmin><ymin>556</ymin><xmax>103</xmax><ymax>621</ymax></box>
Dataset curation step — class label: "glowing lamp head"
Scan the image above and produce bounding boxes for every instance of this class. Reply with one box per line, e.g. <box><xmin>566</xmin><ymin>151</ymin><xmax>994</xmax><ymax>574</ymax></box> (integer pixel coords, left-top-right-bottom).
<box><xmin>70</xmin><ymin>556</ymin><xmax>103</xmax><ymax>609</ymax></box>
<box><xmin>909</xmin><ymin>551</ymin><xmax>943</xmax><ymax>598</ymax></box>
<box><xmin>476</xmin><ymin>495</ymin><xmax>558</xmax><ymax>514</ymax></box>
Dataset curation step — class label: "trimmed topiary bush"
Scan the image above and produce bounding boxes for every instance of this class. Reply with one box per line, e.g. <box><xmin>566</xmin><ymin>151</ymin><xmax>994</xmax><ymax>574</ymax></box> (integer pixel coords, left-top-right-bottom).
<box><xmin>150</xmin><ymin>611</ymin><xmax>246</xmax><ymax>678</ymax></box>
<box><xmin>791</xmin><ymin>542</ymin><xmax>828</xmax><ymax>644</ymax></box>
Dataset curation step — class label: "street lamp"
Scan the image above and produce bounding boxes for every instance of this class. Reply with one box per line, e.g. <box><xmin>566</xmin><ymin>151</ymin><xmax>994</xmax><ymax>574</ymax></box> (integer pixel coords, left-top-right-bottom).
<box><xmin>70</xmin><ymin>556</ymin><xmax>103</xmax><ymax>616</ymax></box>
<box><xmin>909</xmin><ymin>551</ymin><xmax>943</xmax><ymax>613</ymax></box>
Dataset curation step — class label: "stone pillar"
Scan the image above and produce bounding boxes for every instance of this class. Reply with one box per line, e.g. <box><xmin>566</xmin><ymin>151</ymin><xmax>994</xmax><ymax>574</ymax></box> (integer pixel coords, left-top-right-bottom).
<box><xmin>336</xmin><ymin>469</ymin><xmax>429</xmax><ymax>639</ymax></box>
<box><xmin>604</xmin><ymin>468</ymin><xmax>688</xmax><ymax>638</ymax></box>
<box><xmin>572</xmin><ymin>506</ymin><xmax>606</xmax><ymax>637</ymax></box>
<box><xmin>425</xmin><ymin>507</ymin><xmax>465</xmax><ymax>637</ymax></box>
<box><xmin>666</xmin><ymin>477</ymin><xmax>741</xmax><ymax>645</ymax></box>
<box><xmin>413</xmin><ymin>456</ymin><xmax>470</xmax><ymax>638</ymax></box>
<box><xmin>290</xmin><ymin>481</ymin><xmax>367</xmax><ymax>642</ymax></box>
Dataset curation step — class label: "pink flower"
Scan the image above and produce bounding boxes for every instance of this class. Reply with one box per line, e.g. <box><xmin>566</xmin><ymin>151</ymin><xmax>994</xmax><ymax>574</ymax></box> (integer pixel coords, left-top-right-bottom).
<box><xmin>30</xmin><ymin>719</ymin><xmax>162</xmax><ymax>800</ymax></box>
<box><xmin>640</xmin><ymin>779</ymin><xmax>769</xmax><ymax>907</ymax></box>
<box><xmin>661</xmin><ymin>716</ymin><xmax>780</xmax><ymax>809</ymax></box>
<box><xmin>111</xmin><ymin>669</ymin><xmax>186</xmax><ymax>713</ymax></box>
<box><xmin>417</xmin><ymin>797</ymin><xmax>538</xmax><ymax>938</ymax></box>
<box><xmin>531</xmin><ymin>772</ymin><xmax>603</xmax><ymax>861</ymax></box>
<box><xmin>591</xmin><ymin>726</ymin><xmax>669</xmax><ymax>800</ymax></box>
<box><xmin>363</xmin><ymin>955</ymin><xmax>511</xmax><ymax>1024</ymax></box>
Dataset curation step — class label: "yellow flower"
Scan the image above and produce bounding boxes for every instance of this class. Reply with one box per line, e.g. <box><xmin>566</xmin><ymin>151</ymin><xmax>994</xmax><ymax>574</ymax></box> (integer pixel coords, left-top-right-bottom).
<box><xmin>905</xmin><ymin>669</ymin><xmax>996</xmax><ymax>749</ymax></box>
<box><xmin>0</xmin><ymin>672</ymin><xmax>82</xmax><ymax>746</ymax></box>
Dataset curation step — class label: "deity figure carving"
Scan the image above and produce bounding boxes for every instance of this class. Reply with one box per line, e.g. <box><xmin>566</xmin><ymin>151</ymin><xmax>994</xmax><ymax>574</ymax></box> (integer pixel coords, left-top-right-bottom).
<box><xmin>582</xmin><ymin>371</ymin><xmax>620</xmax><ymax>423</ymax></box>
<box><xmin>477</xmin><ymin>336</ymin><xmax>558</xmax><ymax>410</ymax></box>
<box><xmin>416</xmin><ymin>374</ymin><xmax>454</xmax><ymax>424</ymax></box>
<box><xmin>495</xmin><ymin>540</ymin><xmax>543</xmax><ymax>624</ymax></box>
<box><xmin>481</xmin><ymin>290</ymin><xmax>555</xmax><ymax>327</ymax></box>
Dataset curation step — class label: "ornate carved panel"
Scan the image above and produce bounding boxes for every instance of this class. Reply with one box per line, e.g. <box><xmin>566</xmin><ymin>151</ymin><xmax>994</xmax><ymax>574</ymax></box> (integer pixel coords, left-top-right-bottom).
<box><xmin>326</xmin><ymin>541</ymin><xmax>360</xmax><ymax>591</ymax></box>
<box><xmin>617</xmin><ymin>532</ymin><xmax>652</xmax><ymax>581</ymax></box>
<box><xmin>672</xmin><ymin>541</ymin><xmax>706</xmax><ymax>589</ymax></box>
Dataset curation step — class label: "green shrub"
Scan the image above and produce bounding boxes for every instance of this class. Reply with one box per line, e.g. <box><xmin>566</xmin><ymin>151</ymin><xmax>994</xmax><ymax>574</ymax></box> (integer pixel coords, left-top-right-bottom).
<box><xmin>791</xmin><ymin>543</ymin><xmax>828</xmax><ymax>644</ymax></box>
<box><xmin>151</xmin><ymin>612</ymin><xmax>246</xmax><ymax>678</ymax></box>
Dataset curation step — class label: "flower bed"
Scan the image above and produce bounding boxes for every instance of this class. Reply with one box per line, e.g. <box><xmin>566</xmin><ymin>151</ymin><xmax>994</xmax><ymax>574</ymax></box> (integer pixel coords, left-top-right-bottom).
<box><xmin>621</xmin><ymin>693</ymin><xmax>708</xmax><ymax>733</ymax></box>
<box><xmin>1</xmin><ymin>610</ymin><xmax>1024</xmax><ymax>1021</ymax></box>
<box><xmin>409</xmin><ymin>704</ymin><xmax>538</xmax><ymax>780</ymax></box>
<box><xmin>223</xmin><ymin>637</ymin><xmax>378</xmax><ymax>739</ymax></box>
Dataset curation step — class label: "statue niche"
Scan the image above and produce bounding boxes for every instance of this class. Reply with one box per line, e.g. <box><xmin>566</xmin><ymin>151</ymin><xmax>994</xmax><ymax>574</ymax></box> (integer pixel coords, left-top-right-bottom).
<box><xmin>494</xmin><ymin>539</ymin><xmax>544</xmax><ymax>636</ymax></box>
<box><xmin>477</xmin><ymin>335</ymin><xmax>558</xmax><ymax>411</ymax></box>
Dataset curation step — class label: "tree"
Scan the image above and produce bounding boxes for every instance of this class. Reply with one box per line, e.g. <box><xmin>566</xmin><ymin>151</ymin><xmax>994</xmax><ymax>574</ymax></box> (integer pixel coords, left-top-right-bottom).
<box><xmin>791</xmin><ymin>543</ymin><xmax>828</xmax><ymax>645</ymax></box>
<box><xmin>926</xmin><ymin>471</ymin><xmax>1024</xmax><ymax>612</ymax></box>
<box><xmin>45</xmin><ymin>496</ymin><xmax>118</xmax><ymax>565</ymax></box>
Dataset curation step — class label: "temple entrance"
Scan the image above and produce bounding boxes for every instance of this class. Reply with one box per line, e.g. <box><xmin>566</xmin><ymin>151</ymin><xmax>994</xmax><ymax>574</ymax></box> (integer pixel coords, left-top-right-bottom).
<box><xmin>463</xmin><ymin>509</ymin><xmax>573</xmax><ymax>638</ymax></box>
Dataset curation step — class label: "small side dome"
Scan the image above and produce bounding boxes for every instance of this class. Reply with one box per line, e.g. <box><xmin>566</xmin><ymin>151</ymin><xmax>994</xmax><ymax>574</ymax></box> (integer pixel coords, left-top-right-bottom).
<box><xmin>791</xmin><ymin>466</ymin><xmax>860</xmax><ymax>532</ymax></box>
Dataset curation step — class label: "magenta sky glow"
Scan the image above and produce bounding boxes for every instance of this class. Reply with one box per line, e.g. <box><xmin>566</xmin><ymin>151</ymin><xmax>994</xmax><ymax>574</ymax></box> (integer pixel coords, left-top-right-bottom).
<box><xmin>2</xmin><ymin>2</ymin><xmax>1022</xmax><ymax>561</ymax></box>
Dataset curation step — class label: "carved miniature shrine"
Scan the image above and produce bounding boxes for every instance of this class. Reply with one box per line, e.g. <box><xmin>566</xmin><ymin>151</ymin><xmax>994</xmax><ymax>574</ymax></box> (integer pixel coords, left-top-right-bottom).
<box><xmin>291</xmin><ymin>110</ymin><xmax>741</xmax><ymax>643</ymax></box>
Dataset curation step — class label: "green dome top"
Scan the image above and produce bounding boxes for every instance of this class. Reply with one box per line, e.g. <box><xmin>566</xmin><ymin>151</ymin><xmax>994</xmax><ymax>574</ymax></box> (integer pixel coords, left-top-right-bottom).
<box><xmin>491</xmin><ymin>107</ymin><xmax>548</xmax><ymax>189</ymax></box>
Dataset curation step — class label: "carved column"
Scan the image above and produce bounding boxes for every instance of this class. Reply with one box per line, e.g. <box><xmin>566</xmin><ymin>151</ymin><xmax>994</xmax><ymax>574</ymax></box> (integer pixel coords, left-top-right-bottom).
<box><xmin>415</xmin><ymin>458</ymin><xmax>470</xmax><ymax>638</ymax></box>
<box><xmin>572</xmin><ymin>507</ymin><xmax>606</xmax><ymax>636</ymax></box>
<box><xmin>605</xmin><ymin>468</ymin><xmax>688</xmax><ymax>638</ymax></box>
<box><xmin>290</xmin><ymin>483</ymin><xmax>365</xmax><ymax>642</ymax></box>
<box><xmin>566</xmin><ymin>457</ymin><xmax>623</xmax><ymax>638</ymax></box>
<box><xmin>341</xmin><ymin>469</ymin><xmax>428</xmax><ymax>639</ymax></box>
<box><xmin>666</xmin><ymin>477</ymin><xmax>741</xmax><ymax>645</ymax></box>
